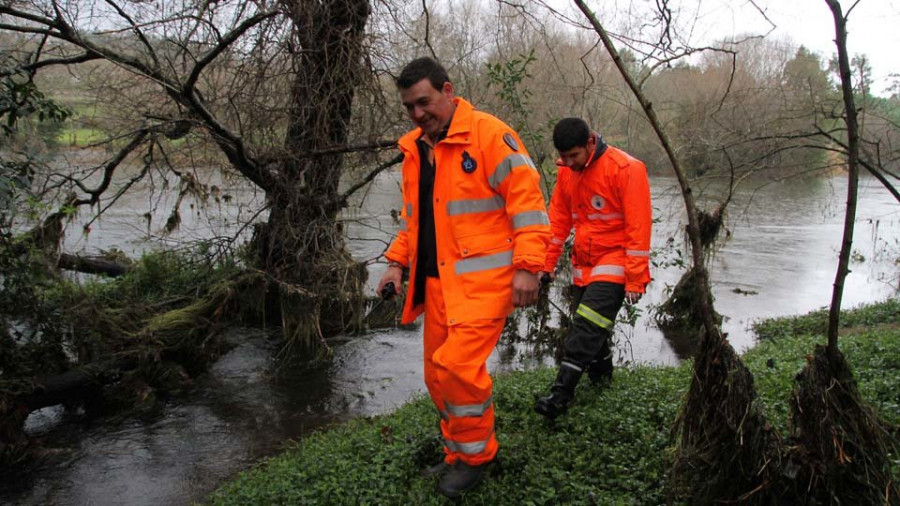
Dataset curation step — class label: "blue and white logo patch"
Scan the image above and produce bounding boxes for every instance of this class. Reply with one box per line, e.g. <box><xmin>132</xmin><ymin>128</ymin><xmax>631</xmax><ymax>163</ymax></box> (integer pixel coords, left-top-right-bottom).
<box><xmin>461</xmin><ymin>151</ymin><xmax>477</xmax><ymax>173</ymax></box>
<box><xmin>591</xmin><ymin>195</ymin><xmax>605</xmax><ymax>210</ymax></box>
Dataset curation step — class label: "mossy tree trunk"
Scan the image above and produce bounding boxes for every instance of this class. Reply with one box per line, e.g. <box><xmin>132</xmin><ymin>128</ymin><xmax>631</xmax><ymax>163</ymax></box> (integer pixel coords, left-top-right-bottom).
<box><xmin>255</xmin><ymin>0</ymin><xmax>372</xmax><ymax>358</ymax></box>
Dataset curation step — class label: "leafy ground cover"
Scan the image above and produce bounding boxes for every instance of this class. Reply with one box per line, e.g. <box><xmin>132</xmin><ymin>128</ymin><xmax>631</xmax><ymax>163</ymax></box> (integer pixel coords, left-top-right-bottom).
<box><xmin>207</xmin><ymin>299</ymin><xmax>900</xmax><ymax>505</ymax></box>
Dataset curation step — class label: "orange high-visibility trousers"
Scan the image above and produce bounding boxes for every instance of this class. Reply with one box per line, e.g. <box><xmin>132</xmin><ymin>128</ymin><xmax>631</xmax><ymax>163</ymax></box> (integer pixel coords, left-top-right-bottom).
<box><xmin>423</xmin><ymin>276</ymin><xmax>503</xmax><ymax>466</ymax></box>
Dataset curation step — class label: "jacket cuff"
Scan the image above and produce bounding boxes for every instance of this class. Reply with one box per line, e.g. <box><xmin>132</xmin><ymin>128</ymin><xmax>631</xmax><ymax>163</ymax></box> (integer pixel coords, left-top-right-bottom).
<box><xmin>513</xmin><ymin>257</ymin><xmax>543</xmax><ymax>274</ymax></box>
<box><xmin>385</xmin><ymin>254</ymin><xmax>408</xmax><ymax>268</ymax></box>
<box><xmin>625</xmin><ymin>282</ymin><xmax>646</xmax><ymax>293</ymax></box>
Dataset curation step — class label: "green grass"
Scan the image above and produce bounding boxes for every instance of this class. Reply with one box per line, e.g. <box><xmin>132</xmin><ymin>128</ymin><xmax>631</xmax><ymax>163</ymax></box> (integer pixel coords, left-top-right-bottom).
<box><xmin>57</xmin><ymin>126</ymin><xmax>108</xmax><ymax>146</ymax></box>
<box><xmin>49</xmin><ymin>99</ymin><xmax>109</xmax><ymax>147</ymax></box>
<box><xmin>206</xmin><ymin>300</ymin><xmax>900</xmax><ymax>505</ymax></box>
<box><xmin>752</xmin><ymin>297</ymin><xmax>900</xmax><ymax>342</ymax></box>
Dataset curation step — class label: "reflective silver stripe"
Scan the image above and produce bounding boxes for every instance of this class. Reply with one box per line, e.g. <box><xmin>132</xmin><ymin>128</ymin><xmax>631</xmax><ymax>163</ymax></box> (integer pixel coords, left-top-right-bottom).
<box><xmin>576</xmin><ymin>303</ymin><xmax>615</xmax><ymax>330</ymax></box>
<box><xmin>447</xmin><ymin>196</ymin><xmax>505</xmax><ymax>216</ymax></box>
<box><xmin>561</xmin><ymin>361</ymin><xmax>583</xmax><ymax>372</ymax></box>
<box><xmin>586</xmin><ymin>213</ymin><xmax>624</xmax><ymax>221</ymax></box>
<box><xmin>445</xmin><ymin>434</ymin><xmax>491</xmax><ymax>455</ymax></box>
<box><xmin>439</xmin><ymin>409</ymin><xmax>450</xmax><ymax>421</ymax></box>
<box><xmin>512</xmin><ymin>210</ymin><xmax>549</xmax><ymax>229</ymax></box>
<box><xmin>573</xmin><ymin>268</ymin><xmax>583</xmax><ymax>281</ymax></box>
<box><xmin>455</xmin><ymin>250</ymin><xmax>513</xmax><ymax>276</ymax></box>
<box><xmin>445</xmin><ymin>396</ymin><xmax>493</xmax><ymax>418</ymax></box>
<box><xmin>406</xmin><ymin>203</ymin><xmax>413</xmax><ymax>217</ymax></box>
<box><xmin>627</xmin><ymin>249</ymin><xmax>650</xmax><ymax>257</ymax></box>
<box><xmin>551</xmin><ymin>237</ymin><xmax>565</xmax><ymax>245</ymax></box>
<box><xmin>489</xmin><ymin>154</ymin><xmax>536</xmax><ymax>190</ymax></box>
<box><xmin>591</xmin><ymin>265</ymin><xmax>625</xmax><ymax>277</ymax></box>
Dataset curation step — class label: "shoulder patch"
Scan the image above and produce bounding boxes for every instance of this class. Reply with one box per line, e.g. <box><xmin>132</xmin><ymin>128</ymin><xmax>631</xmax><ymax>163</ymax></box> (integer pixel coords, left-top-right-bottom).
<box><xmin>503</xmin><ymin>132</ymin><xmax>519</xmax><ymax>152</ymax></box>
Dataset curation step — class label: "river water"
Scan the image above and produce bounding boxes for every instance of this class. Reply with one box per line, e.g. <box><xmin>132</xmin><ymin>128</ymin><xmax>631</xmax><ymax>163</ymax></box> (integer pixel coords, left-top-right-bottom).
<box><xmin>2</xmin><ymin>163</ymin><xmax>898</xmax><ymax>505</ymax></box>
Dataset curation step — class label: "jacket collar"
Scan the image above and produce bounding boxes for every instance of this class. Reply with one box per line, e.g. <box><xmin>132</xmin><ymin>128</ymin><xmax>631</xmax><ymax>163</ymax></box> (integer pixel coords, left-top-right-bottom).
<box><xmin>398</xmin><ymin>97</ymin><xmax>474</xmax><ymax>152</ymax></box>
<box><xmin>585</xmin><ymin>131</ymin><xmax>608</xmax><ymax>168</ymax></box>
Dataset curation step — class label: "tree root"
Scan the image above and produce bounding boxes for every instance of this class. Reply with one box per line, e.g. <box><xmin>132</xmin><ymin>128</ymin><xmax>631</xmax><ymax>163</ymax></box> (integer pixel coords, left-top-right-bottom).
<box><xmin>670</xmin><ymin>332</ymin><xmax>781</xmax><ymax>504</ymax></box>
<box><xmin>784</xmin><ymin>345</ymin><xmax>899</xmax><ymax>504</ymax></box>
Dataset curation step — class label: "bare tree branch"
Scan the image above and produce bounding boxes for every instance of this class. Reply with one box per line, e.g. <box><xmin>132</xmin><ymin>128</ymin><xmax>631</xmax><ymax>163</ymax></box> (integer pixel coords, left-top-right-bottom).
<box><xmin>0</xmin><ymin>23</ymin><xmax>62</xmax><ymax>37</ymax></box>
<box><xmin>73</xmin><ymin>129</ymin><xmax>150</xmax><ymax>207</ymax></box>
<box><xmin>309</xmin><ymin>139</ymin><xmax>397</xmax><ymax>157</ymax></box>
<box><xmin>182</xmin><ymin>10</ymin><xmax>279</xmax><ymax>96</ymax></box>
<box><xmin>338</xmin><ymin>153</ymin><xmax>403</xmax><ymax>205</ymax></box>
<box><xmin>102</xmin><ymin>0</ymin><xmax>160</xmax><ymax>69</ymax></box>
<box><xmin>20</xmin><ymin>52</ymin><xmax>102</xmax><ymax>72</ymax></box>
<box><xmin>815</xmin><ymin>126</ymin><xmax>900</xmax><ymax>203</ymax></box>
<box><xmin>421</xmin><ymin>0</ymin><xmax>437</xmax><ymax>59</ymax></box>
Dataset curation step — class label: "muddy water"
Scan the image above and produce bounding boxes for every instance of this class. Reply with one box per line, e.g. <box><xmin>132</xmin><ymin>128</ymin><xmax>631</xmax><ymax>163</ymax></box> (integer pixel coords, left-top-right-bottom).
<box><xmin>2</xmin><ymin>166</ymin><xmax>897</xmax><ymax>505</ymax></box>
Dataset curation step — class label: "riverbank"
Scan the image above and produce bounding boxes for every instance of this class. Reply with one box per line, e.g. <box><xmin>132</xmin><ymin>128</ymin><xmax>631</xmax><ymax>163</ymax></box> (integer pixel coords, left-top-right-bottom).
<box><xmin>206</xmin><ymin>299</ymin><xmax>900</xmax><ymax>505</ymax></box>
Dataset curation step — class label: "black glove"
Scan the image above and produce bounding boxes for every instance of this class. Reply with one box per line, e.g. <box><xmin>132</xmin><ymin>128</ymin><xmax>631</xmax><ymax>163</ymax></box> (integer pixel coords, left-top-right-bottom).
<box><xmin>380</xmin><ymin>282</ymin><xmax>396</xmax><ymax>301</ymax></box>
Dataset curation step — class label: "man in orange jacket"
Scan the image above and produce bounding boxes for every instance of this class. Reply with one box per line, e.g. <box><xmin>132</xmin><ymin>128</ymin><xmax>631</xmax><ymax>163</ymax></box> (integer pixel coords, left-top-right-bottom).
<box><xmin>534</xmin><ymin>117</ymin><xmax>652</xmax><ymax>420</ymax></box>
<box><xmin>377</xmin><ymin>57</ymin><xmax>550</xmax><ymax>498</ymax></box>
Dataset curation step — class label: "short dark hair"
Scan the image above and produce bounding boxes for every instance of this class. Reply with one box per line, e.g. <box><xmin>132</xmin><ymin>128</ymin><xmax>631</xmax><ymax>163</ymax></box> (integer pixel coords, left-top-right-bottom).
<box><xmin>396</xmin><ymin>57</ymin><xmax>450</xmax><ymax>91</ymax></box>
<box><xmin>553</xmin><ymin>117</ymin><xmax>591</xmax><ymax>152</ymax></box>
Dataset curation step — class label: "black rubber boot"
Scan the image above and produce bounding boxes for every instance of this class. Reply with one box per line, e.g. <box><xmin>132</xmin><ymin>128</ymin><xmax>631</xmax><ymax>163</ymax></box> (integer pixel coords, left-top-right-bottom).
<box><xmin>534</xmin><ymin>364</ymin><xmax>583</xmax><ymax>420</ymax></box>
<box><xmin>437</xmin><ymin>460</ymin><xmax>486</xmax><ymax>498</ymax></box>
<box><xmin>587</xmin><ymin>356</ymin><xmax>613</xmax><ymax>388</ymax></box>
<box><xmin>421</xmin><ymin>460</ymin><xmax>450</xmax><ymax>477</ymax></box>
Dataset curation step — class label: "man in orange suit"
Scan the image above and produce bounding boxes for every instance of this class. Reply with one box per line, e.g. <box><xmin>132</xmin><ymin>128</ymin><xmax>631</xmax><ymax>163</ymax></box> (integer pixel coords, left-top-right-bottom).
<box><xmin>377</xmin><ymin>57</ymin><xmax>550</xmax><ymax>498</ymax></box>
<box><xmin>535</xmin><ymin>117</ymin><xmax>652</xmax><ymax>420</ymax></box>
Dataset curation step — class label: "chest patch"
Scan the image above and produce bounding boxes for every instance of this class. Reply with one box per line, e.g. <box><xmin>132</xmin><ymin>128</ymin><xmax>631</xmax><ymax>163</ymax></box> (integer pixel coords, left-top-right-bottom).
<box><xmin>461</xmin><ymin>151</ymin><xmax>477</xmax><ymax>173</ymax></box>
<box><xmin>590</xmin><ymin>194</ymin><xmax>606</xmax><ymax>210</ymax></box>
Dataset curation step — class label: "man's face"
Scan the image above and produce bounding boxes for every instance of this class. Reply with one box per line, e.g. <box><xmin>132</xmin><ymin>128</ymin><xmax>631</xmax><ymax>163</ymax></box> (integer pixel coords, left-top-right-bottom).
<box><xmin>400</xmin><ymin>78</ymin><xmax>455</xmax><ymax>139</ymax></box>
<box><xmin>557</xmin><ymin>135</ymin><xmax>596</xmax><ymax>171</ymax></box>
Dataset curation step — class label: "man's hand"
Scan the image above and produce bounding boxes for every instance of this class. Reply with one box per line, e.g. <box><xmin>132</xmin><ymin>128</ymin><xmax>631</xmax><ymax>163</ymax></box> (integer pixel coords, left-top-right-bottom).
<box><xmin>378</xmin><ymin>264</ymin><xmax>403</xmax><ymax>298</ymax></box>
<box><xmin>625</xmin><ymin>291</ymin><xmax>643</xmax><ymax>305</ymax></box>
<box><xmin>512</xmin><ymin>270</ymin><xmax>540</xmax><ymax>307</ymax></box>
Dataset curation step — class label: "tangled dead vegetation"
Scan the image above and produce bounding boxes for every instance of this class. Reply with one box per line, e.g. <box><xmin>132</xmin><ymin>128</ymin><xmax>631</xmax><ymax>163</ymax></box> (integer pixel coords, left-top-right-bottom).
<box><xmin>784</xmin><ymin>345</ymin><xmax>899</xmax><ymax>504</ymax></box>
<box><xmin>670</xmin><ymin>331</ymin><xmax>781</xmax><ymax>504</ymax></box>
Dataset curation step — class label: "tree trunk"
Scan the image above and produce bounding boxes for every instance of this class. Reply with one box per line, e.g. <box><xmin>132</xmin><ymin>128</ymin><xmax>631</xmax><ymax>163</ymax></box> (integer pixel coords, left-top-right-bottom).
<box><xmin>824</xmin><ymin>0</ymin><xmax>860</xmax><ymax>352</ymax></box>
<box><xmin>254</xmin><ymin>0</ymin><xmax>372</xmax><ymax>358</ymax></box>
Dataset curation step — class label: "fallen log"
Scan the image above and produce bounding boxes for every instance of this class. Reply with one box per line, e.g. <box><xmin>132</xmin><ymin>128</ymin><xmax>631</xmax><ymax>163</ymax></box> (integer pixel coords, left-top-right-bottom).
<box><xmin>57</xmin><ymin>253</ymin><xmax>131</xmax><ymax>277</ymax></box>
<box><xmin>23</xmin><ymin>368</ymin><xmax>101</xmax><ymax>411</ymax></box>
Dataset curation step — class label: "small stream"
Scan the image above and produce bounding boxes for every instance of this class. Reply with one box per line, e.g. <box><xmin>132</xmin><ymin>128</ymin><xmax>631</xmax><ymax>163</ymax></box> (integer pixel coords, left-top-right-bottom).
<box><xmin>2</xmin><ymin>166</ymin><xmax>897</xmax><ymax>505</ymax></box>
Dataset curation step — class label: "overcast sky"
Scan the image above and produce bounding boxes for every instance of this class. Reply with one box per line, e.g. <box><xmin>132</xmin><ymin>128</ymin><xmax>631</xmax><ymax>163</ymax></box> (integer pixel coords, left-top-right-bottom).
<box><xmin>691</xmin><ymin>0</ymin><xmax>900</xmax><ymax>95</ymax></box>
<box><xmin>545</xmin><ymin>0</ymin><xmax>899</xmax><ymax>95</ymax></box>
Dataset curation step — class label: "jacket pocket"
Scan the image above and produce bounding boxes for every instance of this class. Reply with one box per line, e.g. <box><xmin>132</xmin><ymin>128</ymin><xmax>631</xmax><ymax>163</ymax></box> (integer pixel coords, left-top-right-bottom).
<box><xmin>456</xmin><ymin>227</ymin><xmax>512</xmax><ymax>261</ymax></box>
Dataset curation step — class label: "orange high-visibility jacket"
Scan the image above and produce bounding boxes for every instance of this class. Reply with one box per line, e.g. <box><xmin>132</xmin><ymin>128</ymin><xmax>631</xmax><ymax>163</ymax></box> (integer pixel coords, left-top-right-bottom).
<box><xmin>544</xmin><ymin>133</ymin><xmax>652</xmax><ymax>292</ymax></box>
<box><xmin>385</xmin><ymin>98</ymin><xmax>551</xmax><ymax>325</ymax></box>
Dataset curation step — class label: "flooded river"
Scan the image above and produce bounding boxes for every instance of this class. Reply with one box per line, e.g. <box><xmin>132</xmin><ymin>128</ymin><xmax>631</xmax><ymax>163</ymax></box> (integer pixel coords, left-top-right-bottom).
<box><xmin>2</xmin><ymin>165</ymin><xmax>897</xmax><ymax>505</ymax></box>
